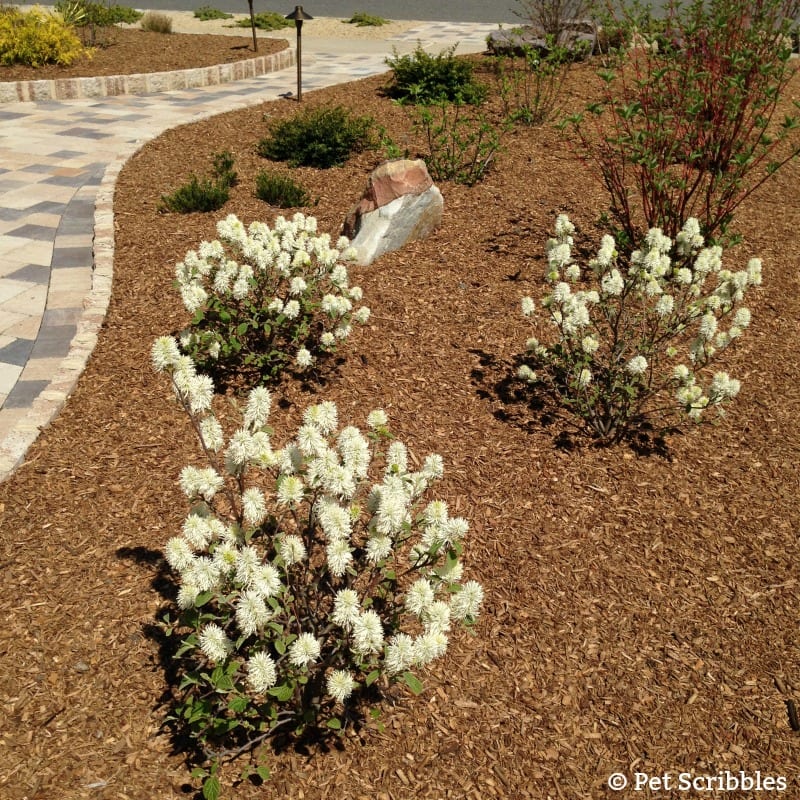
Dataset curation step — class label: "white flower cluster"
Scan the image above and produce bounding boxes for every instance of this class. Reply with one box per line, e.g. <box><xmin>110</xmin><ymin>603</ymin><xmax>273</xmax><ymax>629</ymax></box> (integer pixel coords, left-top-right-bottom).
<box><xmin>174</xmin><ymin>212</ymin><xmax>369</xmax><ymax>372</ymax></box>
<box><xmin>154</xmin><ymin>344</ymin><xmax>483</xmax><ymax>712</ymax></box>
<box><xmin>519</xmin><ymin>215</ymin><xmax>761</xmax><ymax>437</ymax></box>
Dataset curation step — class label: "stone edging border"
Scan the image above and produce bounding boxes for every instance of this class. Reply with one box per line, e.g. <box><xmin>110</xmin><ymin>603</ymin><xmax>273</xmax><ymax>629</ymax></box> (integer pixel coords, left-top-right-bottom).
<box><xmin>0</xmin><ymin>46</ymin><xmax>295</xmax><ymax>103</ymax></box>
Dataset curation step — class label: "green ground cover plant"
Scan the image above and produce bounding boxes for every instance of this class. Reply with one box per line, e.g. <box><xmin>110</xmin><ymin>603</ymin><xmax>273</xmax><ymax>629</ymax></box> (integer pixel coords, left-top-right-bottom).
<box><xmin>193</xmin><ymin>5</ymin><xmax>234</xmax><ymax>21</ymax></box>
<box><xmin>344</xmin><ymin>11</ymin><xmax>389</xmax><ymax>26</ymax></box>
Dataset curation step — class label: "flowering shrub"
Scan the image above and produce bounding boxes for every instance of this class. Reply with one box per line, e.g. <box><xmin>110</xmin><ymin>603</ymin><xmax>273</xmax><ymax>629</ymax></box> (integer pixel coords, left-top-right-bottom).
<box><xmin>518</xmin><ymin>214</ymin><xmax>761</xmax><ymax>443</ymax></box>
<box><xmin>152</xmin><ymin>339</ymin><xmax>484</xmax><ymax>784</ymax></box>
<box><xmin>176</xmin><ymin>212</ymin><xmax>370</xmax><ymax>386</ymax></box>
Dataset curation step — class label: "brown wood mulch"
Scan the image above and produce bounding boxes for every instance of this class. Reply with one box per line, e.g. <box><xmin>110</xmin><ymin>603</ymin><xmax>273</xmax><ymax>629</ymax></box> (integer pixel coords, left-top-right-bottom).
<box><xmin>1</xmin><ymin>46</ymin><xmax>800</xmax><ymax>800</ymax></box>
<box><xmin>0</xmin><ymin>27</ymin><xmax>287</xmax><ymax>82</ymax></box>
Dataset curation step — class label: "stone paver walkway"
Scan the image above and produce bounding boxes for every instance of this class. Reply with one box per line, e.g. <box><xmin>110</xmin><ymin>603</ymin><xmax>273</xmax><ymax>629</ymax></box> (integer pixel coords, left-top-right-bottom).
<box><xmin>0</xmin><ymin>21</ymin><xmax>497</xmax><ymax>481</ymax></box>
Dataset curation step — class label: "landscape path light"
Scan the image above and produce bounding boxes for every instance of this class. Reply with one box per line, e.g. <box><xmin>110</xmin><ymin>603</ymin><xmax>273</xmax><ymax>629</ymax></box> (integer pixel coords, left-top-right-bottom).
<box><xmin>285</xmin><ymin>5</ymin><xmax>313</xmax><ymax>101</ymax></box>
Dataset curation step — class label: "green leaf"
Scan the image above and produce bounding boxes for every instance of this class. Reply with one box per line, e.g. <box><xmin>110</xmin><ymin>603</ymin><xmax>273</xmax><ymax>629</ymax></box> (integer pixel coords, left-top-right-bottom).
<box><xmin>365</xmin><ymin>669</ymin><xmax>380</xmax><ymax>687</ymax></box>
<box><xmin>274</xmin><ymin>638</ymin><xmax>286</xmax><ymax>655</ymax></box>
<box><xmin>194</xmin><ymin>591</ymin><xmax>213</xmax><ymax>607</ymax></box>
<box><xmin>202</xmin><ymin>775</ymin><xmax>221</xmax><ymax>800</ymax></box>
<box><xmin>267</xmin><ymin>683</ymin><xmax>294</xmax><ymax>701</ymax></box>
<box><xmin>228</xmin><ymin>694</ymin><xmax>249</xmax><ymax>713</ymax></box>
<box><xmin>403</xmin><ymin>671</ymin><xmax>424</xmax><ymax>695</ymax></box>
<box><xmin>256</xmin><ymin>765</ymin><xmax>271</xmax><ymax>781</ymax></box>
<box><xmin>326</xmin><ymin>717</ymin><xmax>342</xmax><ymax>730</ymax></box>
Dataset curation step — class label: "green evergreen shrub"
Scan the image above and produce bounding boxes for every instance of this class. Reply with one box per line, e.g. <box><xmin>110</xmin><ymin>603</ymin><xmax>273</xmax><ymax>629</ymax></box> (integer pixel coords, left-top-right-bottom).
<box><xmin>254</xmin><ymin>171</ymin><xmax>313</xmax><ymax>207</ymax></box>
<box><xmin>257</xmin><ymin>106</ymin><xmax>377</xmax><ymax>168</ymax></box>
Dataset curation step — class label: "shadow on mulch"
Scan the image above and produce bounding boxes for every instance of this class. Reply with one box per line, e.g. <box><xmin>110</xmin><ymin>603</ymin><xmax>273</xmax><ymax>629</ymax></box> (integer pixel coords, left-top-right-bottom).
<box><xmin>468</xmin><ymin>346</ymin><xmax>676</xmax><ymax>459</ymax></box>
<box><xmin>115</xmin><ymin>543</ymin><xmax>381</xmax><ymax>792</ymax></box>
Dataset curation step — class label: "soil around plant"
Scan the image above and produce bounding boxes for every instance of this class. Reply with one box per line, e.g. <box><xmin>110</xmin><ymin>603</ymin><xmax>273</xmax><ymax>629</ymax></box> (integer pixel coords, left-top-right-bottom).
<box><xmin>1</xmin><ymin>41</ymin><xmax>800</xmax><ymax>800</ymax></box>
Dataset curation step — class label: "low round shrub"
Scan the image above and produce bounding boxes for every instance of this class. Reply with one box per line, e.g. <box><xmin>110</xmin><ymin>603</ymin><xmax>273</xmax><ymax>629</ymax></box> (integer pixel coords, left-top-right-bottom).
<box><xmin>234</xmin><ymin>11</ymin><xmax>292</xmax><ymax>30</ymax></box>
<box><xmin>0</xmin><ymin>7</ymin><xmax>87</xmax><ymax>67</ymax></box>
<box><xmin>140</xmin><ymin>11</ymin><xmax>173</xmax><ymax>33</ymax></box>
<box><xmin>257</xmin><ymin>106</ymin><xmax>377</xmax><ymax>169</ymax></box>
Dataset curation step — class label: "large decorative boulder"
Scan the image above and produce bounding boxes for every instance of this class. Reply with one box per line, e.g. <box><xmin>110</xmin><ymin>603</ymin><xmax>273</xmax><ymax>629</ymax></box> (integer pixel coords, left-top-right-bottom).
<box><xmin>342</xmin><ymin>159</ymin><xmax>443</xmax><ymax>266</ymax></box>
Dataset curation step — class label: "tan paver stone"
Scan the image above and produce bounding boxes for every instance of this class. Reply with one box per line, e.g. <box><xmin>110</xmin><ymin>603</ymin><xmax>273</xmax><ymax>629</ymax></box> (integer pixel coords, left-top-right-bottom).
<box><xmin>0</xmin><ymin>362</ymin><xmax>23</xmax><ymax>394</ymax></box>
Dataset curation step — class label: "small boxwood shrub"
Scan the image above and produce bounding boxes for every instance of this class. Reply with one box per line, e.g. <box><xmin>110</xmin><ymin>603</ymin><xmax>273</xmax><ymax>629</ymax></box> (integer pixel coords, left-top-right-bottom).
<box><xmin>257</xmin><ymin>106</ymin><xmax>377</xmax><ymax>168</ymax></box>
<box><xmin>254</xmin><ymin>170</ymin><xmax>313</xmax><ymax>208</ymax></box>
<box><xmin>0</xmin><ymin>7</ymin><xmax>87</xmax><ymax>67</ymax></box>
<box><xmin>385</xmin><ymin>44</ymin><xmax>488</xmax><ymax>105</ymax></box>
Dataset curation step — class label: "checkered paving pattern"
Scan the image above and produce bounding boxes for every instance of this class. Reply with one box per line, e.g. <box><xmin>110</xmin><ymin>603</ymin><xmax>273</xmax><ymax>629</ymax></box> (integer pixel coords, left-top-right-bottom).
<box><xmin>0</xmin><ymin>21</ymin><xmax>498</xmax><ymax>480</ymax></box>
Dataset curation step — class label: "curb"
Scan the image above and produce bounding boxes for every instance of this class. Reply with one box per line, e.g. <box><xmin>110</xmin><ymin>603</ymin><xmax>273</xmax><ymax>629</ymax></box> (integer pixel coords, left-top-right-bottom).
<box><xmin>0</xmin><ymin>46</ymin><xmax>295</xmax><ymax>103</ymax></box>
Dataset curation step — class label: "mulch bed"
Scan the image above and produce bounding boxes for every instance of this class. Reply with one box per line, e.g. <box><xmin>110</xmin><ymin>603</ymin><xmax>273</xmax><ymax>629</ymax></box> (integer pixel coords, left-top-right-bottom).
<box><xmin>0</xmin><ymin>27</ymin><xmax>288</xmax><ymax>82</ymax></box>
<box><xmin>1</xmin><ymin>54</ymin><xmax>800</xmax><ymax>799</ymax></box>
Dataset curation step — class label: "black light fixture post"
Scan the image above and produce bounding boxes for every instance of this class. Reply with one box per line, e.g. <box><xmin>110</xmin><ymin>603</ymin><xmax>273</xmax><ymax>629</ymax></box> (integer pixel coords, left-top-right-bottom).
<box><xmin>285</xmin><ymin>5</ymin><xmax>313</xmax><ymax>101</ymax></box>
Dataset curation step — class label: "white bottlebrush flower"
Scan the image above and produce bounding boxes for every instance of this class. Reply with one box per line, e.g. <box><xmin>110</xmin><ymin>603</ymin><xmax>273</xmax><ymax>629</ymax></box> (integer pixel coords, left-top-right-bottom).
<box><xmin>267</xmin><ymin>297</ymin><xmax>284</xmax><ymax>314</ymax></box>
<box><xmin>365</xmin><ymin>534</ymin><xmax>393</xmax><ymax>564</ymax></box>
<box><xmin>601</xmin><ymin>269</ymin><xmax>624</xmax><ymax>296</ymax></box>
<box><xmin>581</xmin><ymin>335</ymin><xmax>599</xmax><ymax>354</ymax></box>
<box><xmin>242</xmin><ymin>487</ymin><xmax>268</xmax><ymax>527</ymax></box>
<box><xmin>277</xmin><ymin>534</ymin><xmax>307</xmax><ymax>566</ymax></box>
<box><xmin>518</xmin><ymin>364</ymin><xmax>537</xmax><ymax>383</ymax></box>
<box><xmin>521</xmin><ymin>296</ymin><xmax>535</xmax><ymax>316</ymax></box>
<box><xmin>179</xmin><ymin>466</ymin><xmax>224</xmax><ymax>501</ymax></box>
<box><xmin>289</xmin><ymin>632</ymin><xmax>321</xmax><ymax>668</ymax></box>
<box><xmin>412</xmin><ymin>631</ymin><xmax>448</xmax><ymax>666</ymax></box>
<box><xmin>176</xmin><ymin>583</ymin><xmax>200</xmax><ymax>610</ymax></box>
<box><xmin>326</xmin><ymin>538</ymin><xmax>353</xmax><ymax>577</ymax></box>
<box><xmin>296</xmin><ymin>423</ymin><xmax>327</xmax><ymax>457</ymax></box>
<box><xmin>331</xmin><ymin>588</ymin><xmax>361</xmax><ymax>630</ymax></box>
<box><xmin>352</xmin><ymin>610</ymin><xmax>384</xmax><ymax>656</ymax></box>
<box><xmin>184</xmin><ymin>556</ymin><xmax>221</xmax><ymax>593</ymax></box>
<box><xmin>421</xmin><ymin>453</ymin><xmax>444</xmax><ymax>481</ymax></box>
<box><xmin>733</xmin><ymin>307</ymin><xmax>751</xmax><ymax>329</ymax></box>
<box><xmin>626</xmin><ymin>355</ymin><xmax>648</xmax><ymax>376</ymax></box>
<box><xmin>338</xmin><ymin>427</ymin><xmax>370</xmax><ymax>478</ymax></box>
<box><xmin>151</xmin><ymin>336</ymin><xmax>181</xmax><ymax>372</ymax></box>
<box><xmin>277</xmin><ymin>475</ymin><xmax>305</xmax><ymax>507</ymax></box>
<box><xmin>182</xmin><ymin>514</ymin><xmax>214</xmax><ymax>550</ymax></box>
<box><xmin>450</xmin><ymin>580</ymin><xmax>484</xmax><ymax>621</ymax></box>
<box><xmin>247</xmin><ymin>651</ymin><xmax>278</xmax><ymax>694</ymax></box>
<box><xmin>243</xmin><ymin>386</ymin><xmax>272</xmax><ymax>430</ymax></box>
<box><xmin>199</xmin><ymin>417</ymin><xmax>225</xmax><ymax>452</ymax></box>
<box><xmin>235</xmin><ymin>590</ymin><xmax>271</xmax><ymax>637</ymax></box>
<box><xmin>711</xmin><ymin>371</ymin><xmax>741</xmax><ymax>400</ymax></box>
<box><xmin>672</xmin><ymin>364</ymin><xmax>691</xmax><ymax>383</ymax></box>
<box><xmin>318</xmin><ymin>499</ymin><xmax>352</xmax><ymax>541</ymax></box>
<box><xmin>386</xmin><ymin>441</ymin><xmax>408</xmax><ymax>473</ymax></box>
<box><xmin>165</xmin><ymin>536</ymin><xmax>195</xmax><ymax>572</ymax></box>
<box><xmin>320</xmin><ymin>331</ymin><xmax>336</xmax><ymax>348</ymax></box>
<box><xmin>226</xmin><ymin>428</ymin><xmax>256</xmax><ymax>470</ymax></box>
<box><xmin>655</xmin><ymin>294</ymin><xmax>674</xmax><ymax>317</ymax></box>
<box><xmin>366</xmin><ymin>409</ymin><xmax>388</xmax><ymax>430</ymax></box>
<box><xmin>384</xmin><ymin>633</ymin><xmax>415</xmax><ymax>675</ymax></box>
<box><xmin>289</xmin><ymin>276</ymin><xmax>308</xmax><ymax>295</ymax></box>
<box><xmin>353</xmin><ymin>306</ymin><xmax>371</xmax><ymax>324</ymax></box>
<box><xmin>698</xmin><ymin>312</ymin><xmax>718</xmax><ymax>341</ymax></box>
<box><xmin>746</xmin><ymin>258</ymin><xmax>763</xmax><ymax>285</ymax></box>
<box><xmin>186</xmin><ymin>373</ymin><xmax>214</xmax><ymax>413</ymax></box>
<box><xmin>405</xmin><ymin>578</ymin><xmax>435</xmax><ymax>616</ymax></box>
<box><xmin>576</xmin><ymin>367</ymin><xmax>592</xmax><ymax>389</ymax></box>
<box><xmin>199</xmin><ymin>623</ymin><xmax>233</xmax><ymax>664</ymax></box>
<box><xmin>251</xmin><ymin>564</ymin><xmax>282</xmax><ymax>599</ymax></box>
<box><xmin>295</xmin><ymin>347</ymin><xmax>313</xmax><ymax>369</ymax></box>
<box><xmin>422</xmin><ymin>600</ymin><xmax>452</xmax><ymax>634</ymax></box>
<box><xmin>283</xmin><ymin>299</ymin><xmax>301</xmax><ymax>319</ymax></box>
<box><xmin>335</xmin><ymin>324</ymin><xmax>352</xmax><ymax>340</ymax></box>
<box><xmin>303</xmin><ymin>400</ymin><xmax>338</xmax><ymax>434</ymax></box>
<box><xmin>327</xmin><ymin>670</ymin><xmax>356</xmax><ymax>704</ymax></box>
